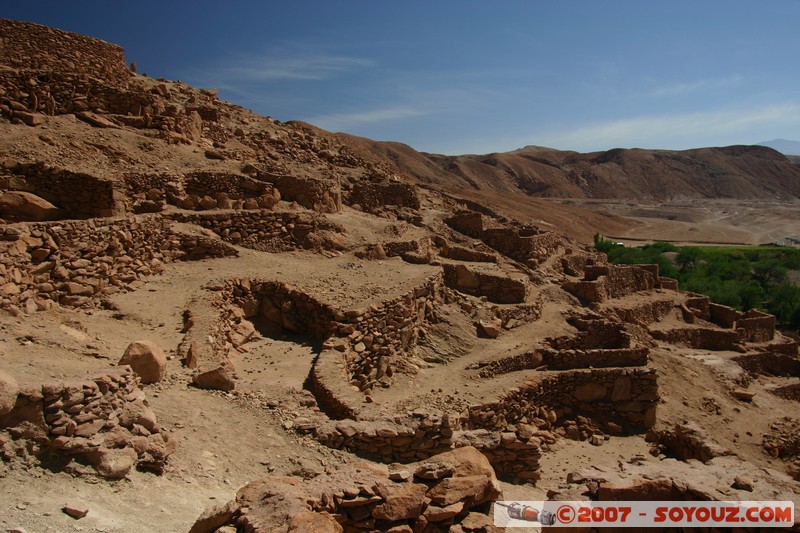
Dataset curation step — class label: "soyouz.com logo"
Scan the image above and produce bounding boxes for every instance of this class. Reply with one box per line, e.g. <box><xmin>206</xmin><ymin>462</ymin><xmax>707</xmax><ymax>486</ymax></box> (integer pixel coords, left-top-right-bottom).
<box><xmin>493</xmin><ymin>501</ymin><xmax>795</xmax><ymax>528</ymax></box>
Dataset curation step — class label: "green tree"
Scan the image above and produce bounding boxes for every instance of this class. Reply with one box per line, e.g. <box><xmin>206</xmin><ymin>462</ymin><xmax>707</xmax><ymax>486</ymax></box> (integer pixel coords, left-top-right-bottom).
<box><xmin>676</xmin><ymin>247</ymin><xmax>700</xmax><ymax>272</ymax></box>
<box><xmin>752</xmin><ymin>258</ymin><xmax>787</xmax><ymax>289</ymax></box>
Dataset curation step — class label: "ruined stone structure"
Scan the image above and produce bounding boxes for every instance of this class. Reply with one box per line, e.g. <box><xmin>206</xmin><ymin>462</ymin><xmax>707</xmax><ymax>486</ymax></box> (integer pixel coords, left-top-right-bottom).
<box><xmin>442</xmin><ymin>263</ymin><xmax>527</xmax><ymax>304</ymax></box>
<box><xmin>563</xmin><ymin>264</ymin><xmax>658</xmax><ymax>303</ymax></box>
<box><xmin>169</xmin><ymin>210</ymin><xmax>347</xmax><ymax>253</ymax></box>
<box><xmin>0</xmin><ymin>215</ymin><xmax>235</xmax><ymax>312</ymax></box>
<box><xmin>1</xmin><ymin>162</ymin><xmax>125</xmax><ymax>219</ymax></box>
<box><xmin>0</xmin><ymin>366</ymin><xmax>174</xmax><ymax>479</ymax></box>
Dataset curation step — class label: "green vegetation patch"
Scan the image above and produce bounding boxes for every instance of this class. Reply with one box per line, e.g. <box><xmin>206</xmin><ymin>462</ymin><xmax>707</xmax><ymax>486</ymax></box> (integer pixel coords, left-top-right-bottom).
<box><xmin>594</xmin><ymin>235</ymin><xmax>800</xmax><ymax>331</ymax></box>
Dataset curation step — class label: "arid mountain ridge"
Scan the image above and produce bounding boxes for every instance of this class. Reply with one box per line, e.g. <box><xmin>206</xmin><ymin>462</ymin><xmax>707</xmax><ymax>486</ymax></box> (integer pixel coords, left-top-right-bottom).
<box><xmin>348</xmin><ymin>138</ymin><xmax>800</xmax><ymax>202</ymax></box>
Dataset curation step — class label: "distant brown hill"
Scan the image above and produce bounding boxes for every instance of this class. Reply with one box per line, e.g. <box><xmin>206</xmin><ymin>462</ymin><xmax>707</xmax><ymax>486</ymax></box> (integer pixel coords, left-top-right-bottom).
<box><xmin>340</xmin><ymin>137</ymin><xmax>800</xmax><ymax>201</ymax></box>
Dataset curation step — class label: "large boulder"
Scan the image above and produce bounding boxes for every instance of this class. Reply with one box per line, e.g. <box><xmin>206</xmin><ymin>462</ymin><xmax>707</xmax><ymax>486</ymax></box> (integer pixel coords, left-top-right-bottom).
<box><xmin>192</xmin><ymin>364</ymin><xmax>236</xmax><ymax>391</ymax></box>
<box><xmin>0</xmin><ymin>191</ymin><xmax>62</xmax><ymax>221</ymax></box>
<box><xmin>119</xmin><ymin>341</ymin><xmax>167</xmax><ymax>384</ymax></box>
<box><xmin>0</xmin><ymin>369</ymin><xmax>20</xmax><ymax>415</ymax></box>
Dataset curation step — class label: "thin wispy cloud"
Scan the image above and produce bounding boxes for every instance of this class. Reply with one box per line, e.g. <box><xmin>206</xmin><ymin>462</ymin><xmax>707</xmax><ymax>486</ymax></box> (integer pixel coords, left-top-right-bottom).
<box><xmin>227</xmin><ymin>53</ymin><xmax>376</xmax><ymax>81</ymax></box>
<box><xmin>184</xmin><ymin>43</ymin><xmax>377</xmax><ymax>86</ymax></box>
<box><xmin>529</xmin><ymin>102</ymin><xmax>800</xmax><ymax>152</ymax></box>
<box><xmin>653</xmin><ymin>75</ymin><xmax>744</xmax><ymax>97</ymax></box>
<box><xmin>310</xmin><ymin>106</ymin><xmax>428</xmax><ymax>131</ymax></box>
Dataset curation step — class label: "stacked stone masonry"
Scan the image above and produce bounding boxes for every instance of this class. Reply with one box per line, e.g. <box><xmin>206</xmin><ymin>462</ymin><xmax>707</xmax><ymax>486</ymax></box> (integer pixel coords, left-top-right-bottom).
<box><xmin>563</xmin><ymin>264</ymin><xmax>657</xmax><ymax>303</ymax></box>
<box><xmin>168</xmin><ymin>210</ymin><xmax>346</xmax><ymax>253</ymax></box>
<box><xmin>257</xmin><ymin>172</ymin><xmax>341</xmax><ymax>213</ymax></box>
<box><xmin>0</xmin><ymin>215</ymin><xmax>235</xmax><ymax>312</ymax></box>
<box><xmin>443</xmin><ymin>263</ymin><xmax>527</xmax><ymax>304</ymax></box>
<box><xmin>309</xmin><ymin>413</ymin><xmax>543</xmax><ymax>481</ymax></box>
<box><xmin>466</xmin><ymin>368</ymin><xmax>659</xmax><ymax>436</ymax></box>
<box><xmin>0</xmin><ymin>19</ymin><xmax>130</xmax><ymax>87</ymax></box>
<box><xmin>2</xmin><ymin>162</ymin><xmax>125</xmax><ymax>219</ymax></box>
<box><xmin>482</xmin><ymin>227</ymin><xmax>562</xmax><ymax>266</ymax></box>
<box><xmin>349</xmin><ymin>181</ymin><xmax>421</xmax><ymax>211</ymax></box>
<box><xmin>650</xmin><ymin>327</ymin><xmax>743</xmax><ymax>351</ymax></box>
<box><xmin>440</xmin><ymin>242</ymin><xmax>497</xmax><ymax>263</ymax></box>
<box><xmin>191</xmin><ymin>273</ymin><xmax>445</xmax><ymax>404</ymax></box>
<box><xmin>0</xmin><ymin>366</ymin><xmax>175</xmax><ymax>478</ymax></box>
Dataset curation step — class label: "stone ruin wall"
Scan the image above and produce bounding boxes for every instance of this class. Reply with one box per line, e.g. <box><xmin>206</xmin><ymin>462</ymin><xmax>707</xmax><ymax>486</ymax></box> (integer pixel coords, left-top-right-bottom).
<box><xmin>482</xmin><ymin>228</ymin><xmax>562</xmax><ymax>265</ymax></box>
<box><xmin>442</xmin><ymin>263</ymin><xmax>527</xmax><ymax>304</ymax></box>
<box><xmin>0</xmin><ymin>366</ymin><xmax>174</xmax><ymax>479</ymax></box>
<box><xmin>168</xmin><ymin>210</ymin><xmax>345</xmax><ymax>253</ymax></box>
<box><xmin>650</xmin><ymin>327</ymin><xmax>742</xmax><ymax>351</ymax></box>
<box><xmin>563</xmin><ymin>264</ymin><xmax>657</xmax><ymax>303</ymax></box>
<box><xmin>332</xmin><ymin>273</ymin><xmax>446</xmax><ymax>392</ymax></box>
<box><xmin>308</xmin><ymin>413</ymin><xmax>544</xmax><ymax>481</ymax></box>
<box><xmin>444</xmin><ymin>211</ymin><xmax>495</xmax><ymax>238</ymax></box>
<box><xmin>0</xmin><ymin>19</ymin><xmax>130</xmax><ymax>86</ymax></box>
<box><xmin>1</xmin><ymin>162</ymin><xmax>125</xmax><ymax>219</ymax></box>
<box><xmin>187</xmin><ymin>272</ymin><xmax>446</xmax><ymax>402</ymax></box>
<box><xmin>610</xmin><ymin>299</ymin><xmax>675</xmax><ymax>326</ymax></box>
<box><xmin>258</xmin><ymin>173</ymin><xmax>341</xmax><ymax>214</ymax></box>
<box><xmin>440</xmin><ymin>242</ymin><xmax>496</xmax><ymax>263</ymax></box>
<box><xmin>349</xmin><ymin>181</ymin><xmax>421</xmax><ymax>211</ymax></box>
<box><xmin>466</xmin><ymin>368</ymin><xmax>659</xmax><ymax>436</ymax></box>
<box><xmin>0</xmin><ymin>214</ymin><xmax>236</xmax><ymax>313</ymax></box>
<box><xmin>0</xmin><ymin>19</ymin><xmax>218</xmax><ymax>139</ymax></box>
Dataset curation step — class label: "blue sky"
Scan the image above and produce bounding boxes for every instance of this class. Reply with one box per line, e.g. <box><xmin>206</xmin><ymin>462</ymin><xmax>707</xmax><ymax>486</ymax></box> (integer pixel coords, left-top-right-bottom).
<box><xmin>5</xmin><ymin>1</ymin><xmax>800</xmax><ymax>154</ymax></box>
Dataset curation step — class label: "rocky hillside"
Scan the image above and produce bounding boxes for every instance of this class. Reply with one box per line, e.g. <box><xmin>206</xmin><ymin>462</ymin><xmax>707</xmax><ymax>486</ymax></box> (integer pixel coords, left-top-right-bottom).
<box><xmin>347</xmin><ymin>139</ymin><xmax>800</xmax><ymax>201</ymax></box>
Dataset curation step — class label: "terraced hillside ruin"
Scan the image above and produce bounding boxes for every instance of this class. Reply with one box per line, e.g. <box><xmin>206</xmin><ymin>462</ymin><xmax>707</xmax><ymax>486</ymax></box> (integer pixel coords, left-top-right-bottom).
<box><xmin>0</xmin><ymin>19</ymin><xmax>798</xmax><ymax>532</ymax></box>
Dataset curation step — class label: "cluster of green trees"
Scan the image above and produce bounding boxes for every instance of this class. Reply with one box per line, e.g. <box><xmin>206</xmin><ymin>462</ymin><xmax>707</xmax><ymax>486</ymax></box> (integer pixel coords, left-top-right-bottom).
<box><xmin>593</xmin><ymin>235</ymin><xmax>800</xmax><ymax>332</ymax></box>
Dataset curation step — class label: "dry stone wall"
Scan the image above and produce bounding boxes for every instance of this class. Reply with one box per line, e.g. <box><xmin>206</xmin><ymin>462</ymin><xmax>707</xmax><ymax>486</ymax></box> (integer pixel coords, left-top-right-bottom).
<box><xmin>610</xmin><ymin>299</ymin><xmax>675</xmax><ymax>326</ymax></box>
<box><xmin>0</xmin><ymin>19</ymin><xmax>130</xmax><ymax>87</ymax></box>
<box><xmin>168</xmin><ymin>210</ymin><xmax>346</xmax><ymax>253</ymax></box>
<box><xmin>445</xmin><ymin>211</ymin><xmax>495</xmax><ymax>238</ymax></box>
<box><xmin>563</xmin><ymin>264</ymin><xmax>657</xmax><ymax>303</ymax></box>
<box><xmin>440</xmin><ymin>242</ymin><xmax>496</xmax><ymax>263</ymax></box>
<box><xmin>443</xmin><ymin>263</ymin><xmax>527</xmax><ymax>304</ymax></box>
<box><xmin>258</xmin><ymin>173</ymin><xmax>341</xmax><ymax>213</ymax></box>
<box><xmin>650</xmin><ymin>327</ymin><xmax>743</xmax><ymax>351</ymax></box>
<box><xmin>466</xmin><ymin>368</ymin><xmax>659</xmax><ymax>435</ymax></box>
<box><xmin>349</xmin><ymin>181</ymin><xmax>420</xmax><ymax>210</ymax></box>
<box><xmin>735</xmin><ymin>309</ymin><xmax>776</xmax><ymax>343</ymax></box>
<box><xmin>185</xmin><ymin>273</ymin><xmax>445</xmax><ymax>401</ymax></box>
<box><xmin>2</xmin><ymin>162</ymin><xmax>125</xmax><ymax>219</ymax></box>
<box><xmin>342</xmin><ymin>274</ymin><xmax>445</xmax><ymax>391</ymax></box>
<box><xmin>308</xmin><ymin>412</ymin><xmax>543</xmax><ymax>481</ymax></box>
<box><xmin>0</xmin><ymin>215</ymin><xmax>235</xmax><ymax>312</ymax></box>
<box><xmin>0</xmin><ymin>366</ymin><xmax>174</xmax><ymax>479</ymax></box>
<box><xmin>482</xmin><ymin>227</ymin><xmax>562</xmax><ymax>266</ymax></box>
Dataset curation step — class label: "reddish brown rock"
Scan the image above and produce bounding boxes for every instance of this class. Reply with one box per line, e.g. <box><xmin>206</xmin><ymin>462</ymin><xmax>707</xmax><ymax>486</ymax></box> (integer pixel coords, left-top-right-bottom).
<box><xmin>372</xmin><ymin>482</ymin><xmax>428</xmax><ymax>521</ymax></box>
<box><xmin>0</xmin><ymin>191</ymin><xmax>61</xmax><ymax>221</ymax></box>
<box><xmin>0</xmin><ymin>369</ymin><xmax>20</xmax><ymax>416</ymax></box>
<box><xmin>119</xmin><ymin>340</ymin><xmax>167</xmax><ymax>384</ymax></box>
<box><xmin>192</xmin><ymin>364</ymin><xmax>236</xmax><ymax>391</ymax></box>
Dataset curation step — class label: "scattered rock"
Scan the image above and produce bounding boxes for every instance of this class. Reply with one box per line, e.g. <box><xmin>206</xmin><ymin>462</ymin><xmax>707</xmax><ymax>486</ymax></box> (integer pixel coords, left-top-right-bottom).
<box><xmin>478</xmin><ymin>319</ymin><xmax>502</xmax><ymax>339</ymax></box>
<box><xmin>193</xmin><ymin>365</ymin><xmax>236</xmax><ymax>391</ymax></box>
<box><xmin>119</xmin><ymin>340</ymin><xmax>167</xmax><ymax>384</ymax></box>
<box><xmin>732</xmin><ymin>476</ymin><xmax>754</xmax><ymax>491</ymax></box>
<box><xmin>732</xmin><ymin>388</ymin><xmax>755</xmax><ymax>402</ymax></box>
<box><xmin>62</xmin><ymin>502</ymin><xmax>89</xmax><ymax>519</ymax></box>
